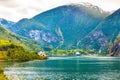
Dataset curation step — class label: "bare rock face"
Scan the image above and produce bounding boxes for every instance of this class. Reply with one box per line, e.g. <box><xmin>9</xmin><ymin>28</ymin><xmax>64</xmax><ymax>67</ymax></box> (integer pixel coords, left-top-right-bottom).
<box><xmin>109</xmin><ymin>42</ymin><xmax>120</xmax><ymax>57</ymax></box>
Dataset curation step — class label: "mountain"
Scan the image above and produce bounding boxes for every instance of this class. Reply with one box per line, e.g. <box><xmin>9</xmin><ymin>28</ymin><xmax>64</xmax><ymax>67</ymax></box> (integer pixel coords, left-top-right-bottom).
<box><xmin>80</xmin><ymin>8</ymin><xmax>120</xmax><ymax>52</ymax></box>
<box><xmin>0</xmin><ymin>18</ymin><xmax>15</xmax><ymax>28</ymax></box>
<box><xmin>9</xmin><ymin>3</ymin><xmax>109</xmax><ymax>49</ymax></box>
<box><xmin>0</xmin><ymin>24</ymin><xmax>41</xmax><ymax>52</ymax></box>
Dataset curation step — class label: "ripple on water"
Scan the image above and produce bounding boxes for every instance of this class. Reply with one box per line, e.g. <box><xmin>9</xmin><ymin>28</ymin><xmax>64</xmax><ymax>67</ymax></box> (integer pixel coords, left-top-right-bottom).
<box><xmin>4</xmin><ymin>71</ymin><xmax>120</xmax><ymax>80</ymax></box>
<box><xmin>3</xmin><ymin>56</ymin><xmax>120</xmax><ymax>80</ymax></box>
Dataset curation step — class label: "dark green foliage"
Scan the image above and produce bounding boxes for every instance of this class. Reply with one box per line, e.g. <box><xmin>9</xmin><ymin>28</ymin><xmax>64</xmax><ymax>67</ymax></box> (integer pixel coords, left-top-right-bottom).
<box><xmin>0</xmin><ymin>43</ymin><xmax>17</xmax><ymax>51</ymax></box>
<box><xmin>0</xmin><ymin>67</ymin><xmax>3</xmax><ymax>74</ymax></box>
<box><xmin>0</xmin><ymin>39</ymin><xmax>47</xmax><ymax>61</ymax></box>
<box><xmin>0</xmin><ymin>40</ymin><xmax>40</xmax><ymax>61</ymax></box>
<box><xmin>7</xmin><ymin>47</ymin><xmax>39</xmax><ymax>61</ymax></box>
<box><xmin>0</xmin><ymin>66</ymin><xmax>8</xmax><ymax>80</ymax></box>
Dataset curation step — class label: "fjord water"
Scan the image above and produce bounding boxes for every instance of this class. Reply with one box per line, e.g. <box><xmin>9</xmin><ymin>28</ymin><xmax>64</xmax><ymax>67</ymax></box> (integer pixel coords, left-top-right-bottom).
<box><xmin>3</xmin><ymin>56</ymin><xmax>120</xmax><ymax>80</ymax></box>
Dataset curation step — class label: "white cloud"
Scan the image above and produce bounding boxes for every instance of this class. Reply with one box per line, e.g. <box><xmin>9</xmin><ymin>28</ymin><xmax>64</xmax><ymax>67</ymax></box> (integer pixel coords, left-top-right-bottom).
<box><xmin>0</xmin><ymin>0</ymin><xmax>120</xmax><ymax>22</ymax></box>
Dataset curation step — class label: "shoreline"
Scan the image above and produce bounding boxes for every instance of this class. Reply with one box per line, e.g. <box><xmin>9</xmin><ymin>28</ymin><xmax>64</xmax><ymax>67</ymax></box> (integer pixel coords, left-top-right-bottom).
<box><xmin>1</xmin><ymin>55</ymin><xmax>119</xmax><ymax>62</ymax></box>
<box><xmin>0</xmin><ymin>58</ymin><xmax>48</xmax><ymax>62</ymax></box>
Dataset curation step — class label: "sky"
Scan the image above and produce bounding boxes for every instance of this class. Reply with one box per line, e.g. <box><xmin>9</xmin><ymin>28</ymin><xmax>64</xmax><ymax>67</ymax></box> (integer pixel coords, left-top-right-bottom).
<box><xmin>0</xmin><ymin>0</ymin><xmax>120</xmax><ymax>22</ymax></box>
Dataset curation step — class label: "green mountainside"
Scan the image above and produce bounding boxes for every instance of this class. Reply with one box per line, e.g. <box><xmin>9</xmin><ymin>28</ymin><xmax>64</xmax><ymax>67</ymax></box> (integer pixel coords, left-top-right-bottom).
<box><xmin>8</xmin><ymin>3</ymin><xmax>109</xmax><ymax>49</ymax></box>
<box><xmin>0</xmin><ymin>24</ymin><xmax>41</xmax><ymax>52</ymax></box>
<box><xmin>80</xmin><ymin>9</ymin><xmax>120</xmax><ymax>52</ymax></box>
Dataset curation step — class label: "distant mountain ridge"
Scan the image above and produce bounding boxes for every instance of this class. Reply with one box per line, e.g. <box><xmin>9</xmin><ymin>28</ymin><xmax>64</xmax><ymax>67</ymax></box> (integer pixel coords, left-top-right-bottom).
<box><xmin>0</xmin><ymin>18</ymin><xmax>15</xmax><ymax>28</ymax></box>
<box><xmin>6</xmin><ymin>3</ymin><xmax>110</xmax><ymax>50</ymax></box>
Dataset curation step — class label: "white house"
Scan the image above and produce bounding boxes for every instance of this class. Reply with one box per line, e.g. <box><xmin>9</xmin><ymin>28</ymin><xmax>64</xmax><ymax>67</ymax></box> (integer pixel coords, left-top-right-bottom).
<box><xmin>38</xmin><ymin>51</ymin><xmax>47</xmax><ymax>56</ymax></box>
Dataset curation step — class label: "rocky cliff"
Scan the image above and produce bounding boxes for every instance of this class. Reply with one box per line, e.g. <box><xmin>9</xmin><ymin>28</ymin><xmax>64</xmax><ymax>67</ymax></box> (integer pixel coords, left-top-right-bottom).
<box><xmin>109</xmin><ymin>42</ymin><xmax>120</xmax><ymax>57</ymax></box>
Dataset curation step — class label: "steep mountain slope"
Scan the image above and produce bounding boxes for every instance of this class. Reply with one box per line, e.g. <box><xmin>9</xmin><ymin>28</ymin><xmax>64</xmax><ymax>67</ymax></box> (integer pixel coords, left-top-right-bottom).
<box><xmin>9</xmin><ymin>3</ymin><xmax>109</xmax><ymax>49</ymax></box>
<box><xmin>80</xmin><ymin>8</ymin><xmax>120</xmax><ymax>51</ymax></box>
<box><xmin>0</xmin><ymin>18</ymin><xmax>15</xmax><ymax>28</ymax></box>
<box><xmin>109</xmin><ymin>36</ymin><xmax>120</xmax><ymax>56</ymax></box>
<box><xmin>0</xmin><ymin>24</ymin><xmax>41</xmax><ymax>52</ymax></box>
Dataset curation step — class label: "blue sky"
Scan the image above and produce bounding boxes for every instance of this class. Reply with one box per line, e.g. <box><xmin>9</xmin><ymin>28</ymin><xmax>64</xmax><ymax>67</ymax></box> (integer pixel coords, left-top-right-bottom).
<box><xmin>0</xmin><ymin>0</ymin><xmax>120</xmax><ymax>22</ymax></box>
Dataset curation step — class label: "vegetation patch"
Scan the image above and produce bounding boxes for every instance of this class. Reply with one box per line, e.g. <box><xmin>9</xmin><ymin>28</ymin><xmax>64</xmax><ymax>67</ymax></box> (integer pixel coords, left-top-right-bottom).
<box><xmin>0</xmin><ymin>39</ymin><xmax>47</xmax><ymax>62</ymax></box>
<box><xmin>0</xmin><ymin>67</ymin><xmax>8</xmax><ymax>80</ymax></box>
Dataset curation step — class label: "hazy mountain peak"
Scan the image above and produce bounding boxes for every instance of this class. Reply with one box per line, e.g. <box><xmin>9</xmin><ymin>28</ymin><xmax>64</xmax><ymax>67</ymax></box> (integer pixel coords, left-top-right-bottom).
<box><xmin>77</xmin><ymin>2</ymin><xmax>99</xmax><ymax>8</ymax></box>
<box><xmin>70</xmin><ymin>2</ymin><xmax>95</xmax><ymax>6</ymax></box>
<box><xmin>67</xmin><ymin>2</ymin><xmax>110</xmax><ymax>19</ymax></box>
<box><xmin>69</xmin><ymin>2</ymin><xmax>105</xmax><ymax>12</ymax></box>
<box><xmin>0</xmin><ymin>18</ymin><xmax>15</xmax><ymax>28</ymax></box>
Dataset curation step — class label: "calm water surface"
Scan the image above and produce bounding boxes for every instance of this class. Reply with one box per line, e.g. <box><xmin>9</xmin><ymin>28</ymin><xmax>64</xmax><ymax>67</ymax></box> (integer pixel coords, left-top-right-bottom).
<box><xmin>2</xmin><ymin>56</ymin><xmax>120</xmax><ymax>80</ymax></box>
